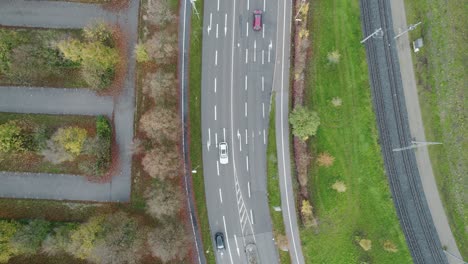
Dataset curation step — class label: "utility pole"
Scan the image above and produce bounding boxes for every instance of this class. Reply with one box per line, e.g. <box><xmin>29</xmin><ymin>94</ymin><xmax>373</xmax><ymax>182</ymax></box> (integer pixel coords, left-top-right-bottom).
<box><xmin>394</xmin><ymin>21</ymin><xmax>422</xmax><ymax>39</ymax></box>
<box><xmin>360</xmin><ymin>28</ymin><xmax>384</xmax><ymax>44</ymax></box>
<box><xmin>393</xmin><ymin>140</ymin><xmax>442</xmax><ymax>152</ymax></box>
<box><xmin>189</xmin><ymin>0</ymin><xmax>200</xmax><ymax>19</ymax></box>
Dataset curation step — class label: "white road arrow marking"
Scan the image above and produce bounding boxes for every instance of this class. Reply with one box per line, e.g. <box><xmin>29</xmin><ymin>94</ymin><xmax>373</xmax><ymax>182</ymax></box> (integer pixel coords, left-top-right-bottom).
<box><xmin>207</xmin><ymin>13</ymin><xmax>212</xmax><ymax>34</ymax></box>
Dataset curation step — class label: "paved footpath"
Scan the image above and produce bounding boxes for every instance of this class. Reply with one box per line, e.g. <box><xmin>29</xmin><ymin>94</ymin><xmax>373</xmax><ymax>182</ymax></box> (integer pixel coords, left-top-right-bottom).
<box><xmin>0</xmin><ymin>0</ymin><xmax>139</xmax><ymax>202</ymax></box>
<box><xmin>389</xmin><ymin>0</ymin><xmax>463</xmax><ymax>262</ymax></box>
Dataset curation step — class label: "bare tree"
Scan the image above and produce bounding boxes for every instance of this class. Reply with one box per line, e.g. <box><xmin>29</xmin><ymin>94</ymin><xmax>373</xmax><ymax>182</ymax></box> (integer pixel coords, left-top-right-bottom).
<box><xmin>144</xmin><ymin>182</ymin><xmax>182</xmax><ymax>220</ymax></box>
<box><xmin>142</xmin><ymin>70</ymin><xmax>177</xmax><ymax>102</ymax></box>
<box><xmin>145</xmin><ymin>30</ymin><xmax>177</xmax><ymax>64</ymax></box>
<box><xmin>141</xmin><ymin>148</ymin><xmax>180</xmax><ymax>180</ymax></box>
<box><xmin>139</xmin><ymin>108</ymin><xmax>180</xmax><ymax>142</ymax></box>
<box><xmin>147</xmin><ymin>222</ymin><xmax>189</xmax><ymax>263</ymax></box>
<box><xmin>146</xmin><ymin>0</ymin><xmax>176</xmax><ymax>26</ymax></box>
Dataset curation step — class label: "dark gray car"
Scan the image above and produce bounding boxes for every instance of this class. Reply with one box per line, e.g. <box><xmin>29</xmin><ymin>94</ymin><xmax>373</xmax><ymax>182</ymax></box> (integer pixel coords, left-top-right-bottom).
<box><xmin>215</xmin><ymin>232</ymin><xmax>225</xmax><ymax>251</ymax></box>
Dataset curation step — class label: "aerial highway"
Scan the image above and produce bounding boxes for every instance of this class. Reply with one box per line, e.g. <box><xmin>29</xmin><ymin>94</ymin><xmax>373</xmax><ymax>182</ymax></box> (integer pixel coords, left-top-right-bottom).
<box><xmin>200</xmin><ymin>0</ymin><xmax>282</xmax><ymax>262</ymax></box>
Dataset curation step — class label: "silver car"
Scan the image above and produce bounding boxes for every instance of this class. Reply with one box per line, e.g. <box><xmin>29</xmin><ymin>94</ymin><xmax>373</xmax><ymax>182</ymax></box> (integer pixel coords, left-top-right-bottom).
<box><xmin>219</xmin><ymin>142</ymin><xmax>229</xmax><ymax>164</ymax></box>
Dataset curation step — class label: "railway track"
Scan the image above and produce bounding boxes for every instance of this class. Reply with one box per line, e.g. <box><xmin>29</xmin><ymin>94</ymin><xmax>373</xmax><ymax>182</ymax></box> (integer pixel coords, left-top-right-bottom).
<box><xmin>359</xmin><ymin>0</ymin><xmax>448</xmax><ymax>263</ymax></box>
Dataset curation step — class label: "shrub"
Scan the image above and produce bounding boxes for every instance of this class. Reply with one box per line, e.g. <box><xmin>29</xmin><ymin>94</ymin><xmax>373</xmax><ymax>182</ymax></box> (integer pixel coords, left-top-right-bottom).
<box><xmin>0</xmin><ymin>121</ymin><xmax>26</xmax><ymax>153</ymax></box>
<box><xmin>52</xmin><ymin>127</ymin><xmax>88</xmax><ymax>156</ymax></box>
<box><xmin>41</xmin><ymin>138</ymin><xmax>75</xmax><ymax>164</ymax></box>
<box><xmin>331</xmin><ymin>97</ymin><xmax>343</xmax><ymax>107</ymax></box>
<box><xmin>135</xmin><ymin>43</ymin><xmax>150</xmax><ymax>63</ymax></box>
<box><xmin>359</xmin><ymin>239</ymin><xmax>372</xmax><ymax>251</ymax></box>
<box><xmin>327</xmin><ymin>50</ymin><xmax>341</xmax><ymax>64</ymax></box>
<box><xmin>32</xmin><ymin>125</ymin><xmax>48</xmax><ymax>151</ymax></box>
<box><xmin>96</xmin><ymin>116</ymin><xmax>111</xmax><ymax>140</ymax></box>
<box><xmin>41</xmin><ymin>224</ymin><xmax>77</xmax><ymax>256</ymax></box>
<box><xmin>57</xmin><ymin>24</ymin><xmax>119</xmax><ymax>90</ymax></box>
<box><xmin>144</xmin><ymin>182</ymin><xmax>182</xmax><ymax>220</ymax></box>
<box><xmin>145</xmin><ymin>30</ymin><xmax>177</xmax><ymax>64</ymax></box>
<box><xmin>66</xmin><ymin>215</ymin><xmax>104</xmax><ymax>260</ymax></box>
<box><xmin>331</xmin><ymin>180</ymin><xmax>347</xmax><ymax>193</ymax></box>
<box><xmin>317</xmin><ymin>152</ymin><xmax>335</xmax><ymax>167</ymax></box>
<box><xmin>0</xmin><ymin>220</ymin><xmax>20</xmax><ymax>263</ymax></box>
<box><xmin>146</xmin><ymin>0</ymin><xmax>176</xmax><ymax>26</ymax></box>
<box><xmin>301</xmin><ymin>200</ymin><xmax>317</xmax><ymax>228</ymax></box>
<box><xmin>383</xmin><ymin>240</ymin><xmax>398</xmax><ymax>253</ymax></box>
<box><xmin>10</xmin><ymin>219</ymin><xmax>51</xmax><ymax>255</ymax></box>
<box><xmin>289</xmin><ymin>106</ymin><xmax>320</xmax><ymax>141</ymax></box>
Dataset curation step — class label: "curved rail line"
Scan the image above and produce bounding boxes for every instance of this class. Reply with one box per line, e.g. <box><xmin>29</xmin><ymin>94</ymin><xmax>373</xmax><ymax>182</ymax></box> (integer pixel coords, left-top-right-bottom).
<box><xmin>359</xmin><ymin>0</ymin><xmax>448</xmax><ymax>263</ymax></box>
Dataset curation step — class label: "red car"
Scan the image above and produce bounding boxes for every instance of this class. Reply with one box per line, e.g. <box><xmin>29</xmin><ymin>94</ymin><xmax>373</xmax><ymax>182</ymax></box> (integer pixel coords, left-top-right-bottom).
<box><xmin>253</xmin><ymin>10</ymin><xmax>263</xmax><ymax>31</ymax></box>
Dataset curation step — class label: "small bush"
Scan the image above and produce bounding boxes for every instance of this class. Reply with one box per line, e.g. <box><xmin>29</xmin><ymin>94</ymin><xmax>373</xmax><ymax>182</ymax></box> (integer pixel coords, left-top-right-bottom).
<box><xmin>317</xmin><ymin>152</ymin><xmax>335</xmax><ymax>167</ymax></box>
<box><xmin>331</xmin><ymin>97</ymin><xmax>343</xmax><ymax>107</ymax></box>
<box><xmin>10</xmin><ymin>219</ymin><xmax>51</xmax><ymax>255</ymax></box>
<box><xmin>383</xmin><ymin>240</ymin><xmax>398</xmax><ymax>253</ymax></box>
<box><xmin>359</xmin><ymin>239</ymin><xmax>372</xmax><ymax>251</ymax></box>
<box><xmin>327</xmin><ymin>50</ymin><xmax>341</xmax><ymax>64</ymax></box>
<box><xmin>332</xmin><ymin>180</ymin><xmax>347</xmax><ymax>193</ymax></box>
<box><xmin>0</xmin><ymin>121</ymin><xmax>26</xmax><ymax>153</ymax></box>
<box><xmin>0</xmin><ymin>220</ymin><xmax>20</xmax><ymax>263</ymax></box>
<box><xmin>52</xmin><ymin>127</ymin><xmax>88</xmax><ymax>156</ymax></box>
<box><xmin>96</xmin><ymin>116</ymin><xmax>111</xmax><ymax>140</ymax></box>
<box><xmin>135</xmin><ymin>43</ymin><xmax>150</xmax><ymax>63</ymax></box>
<box><xmin>301</xmin><ymin>200</ymin><xmax>317</xmax><ymax>228</ymax></box>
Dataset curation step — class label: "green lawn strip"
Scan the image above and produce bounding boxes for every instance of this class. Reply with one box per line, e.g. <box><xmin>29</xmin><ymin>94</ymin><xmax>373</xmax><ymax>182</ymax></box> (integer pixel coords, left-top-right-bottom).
<box><xmin>0</xmin><ymin>113</ymin><xmax>111</xmax><ymax>176</ymax></box>
<box><xmin>403</xmin><ymin>0</ymin><xmax>467</xmax><ymax>257</ymax></box>
<box><xmin>300</xmin><ymin>0</ymin><xmax>412</xmax><ymax>263</ymax></box>
<box><xmin>267</xmin><ymin>97</ymin><xmax>291</xmax><ymax>264</ymax></box>
<box><xmin>188</xmin><ymin>0</ymin><xmax>216</xmax><ymax>262</ymax></box>
<box><xmin>0</xmin><ymin>28</ymin><xmax>86</xmax><ymax>88</ymax></box>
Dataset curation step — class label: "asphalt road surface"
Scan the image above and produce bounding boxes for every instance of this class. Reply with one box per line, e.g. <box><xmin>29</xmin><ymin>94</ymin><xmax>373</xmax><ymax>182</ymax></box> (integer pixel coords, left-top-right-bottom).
<box><xmin>200</xmin><ymin>0</ymin><xmax>281</xmax><ymax>262</ymax></box>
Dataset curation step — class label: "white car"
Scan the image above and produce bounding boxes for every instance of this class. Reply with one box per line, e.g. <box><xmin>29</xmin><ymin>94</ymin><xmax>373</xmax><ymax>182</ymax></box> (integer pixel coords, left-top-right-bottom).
<box><xmin>219</xmin><ymin>142</ymin><xmax>229</xmax><ymax>165</ymax></box>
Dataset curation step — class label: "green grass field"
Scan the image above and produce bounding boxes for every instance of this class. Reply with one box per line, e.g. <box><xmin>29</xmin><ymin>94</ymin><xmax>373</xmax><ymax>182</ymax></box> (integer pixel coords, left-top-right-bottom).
<box><xmin>300</xmin><ymin>0</ymin><xmax>413</xmax><ymax>263</ymax></box>
<box><xmin>188</xmin><ymin>0</ymin><xmax>216</xmax><ymax>262</ymax></box>
<box><xmin>266</xmin><ymin>97</ymin><xmax>291</xmax><ymax>264</ymax></box>
<box><xmin>403</xmin><ymin>0</ymin><xmax>467</xmax><ymax>258</ymax></box>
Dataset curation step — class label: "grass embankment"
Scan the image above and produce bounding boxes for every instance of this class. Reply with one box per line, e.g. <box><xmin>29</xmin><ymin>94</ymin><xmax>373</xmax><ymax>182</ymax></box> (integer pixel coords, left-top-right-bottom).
<box><xmin>0</xmin><ymin>28</ymin><xmax>86</xmax><ymax>88</ymax></box>
<box><xmin>0</xmin><ymin>113</ymin><xmax>112</xmax><ymax>177</ymax></box>
<box><xmin>188</xmin><ymin>0</ymin><xmax>216</xmax><ymax>262</ymax></box>
<box><xmin>404</xmin><ymin>0</ymin><xmax>467</xmax><ymax>257</ymax></box>
<box><xmin>300</xmin><ymin>0</ymin><xmax>412</xmax><ymax>263</ymax></box>
<box><xmin>267</xmin><ymin>98</ymin><xmax>291</xmax><ymax>264</ymax></box>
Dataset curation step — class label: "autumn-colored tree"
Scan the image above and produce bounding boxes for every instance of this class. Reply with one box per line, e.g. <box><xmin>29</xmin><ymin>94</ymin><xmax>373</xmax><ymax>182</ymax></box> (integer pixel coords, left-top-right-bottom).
<box><xmin>327</xmin><ymin>50</ymin><xmax>341</xmax><ymax>64</ymax></box>
<box><xmin>89</xmin><ymin>212</ymin><xmax>146</xmax><ymax>264</ymax></box>
<box><xmin>0</xmin><ymin>121</ymin><xmax>25</xmax><ymax>152</ymax></box>
<box><xmin>135</xmin><ymin>43</ymin><xmax>150</xmax><ymax>63</ymax></box>
<box><xmin>147</xmin><ymin>222</ymin><xmax>189</xmax><ymax>263</ymax></box>
<box><xmin>144</xmin><ymin>182</ymin><xmax>182</xmax><ymax>220</ymax></box>
<box><xmin>0</xmin><ymin>220</ymin><xmax>20</xmax><ymax>263</ymax></box>
<box><xmin>66</xmin><ymin>215</ymin><xmax>104</xmax><ymax>260</ymax></box>
<box><xmin>359</xmin><ymin>239</ymin><xmax>372</xmax><ymax>251</ymax></box>
<box><xmin>317</xmin><ymin>152</ymin><xmax>335</xmax><ymax>167</ymax></box>
<box><xmin>139</xmin><ymin>108</ymin><xmax>180</xmax><ymax>142</ymax></box>
<box><xmin>52</xmin><ymin>127</ymin><xmax>88</xmax><ymax>156</ymax></box>
<box><xmin>57</xmin><ymin>23</ymin><xmax>119</xmax><ymax>90</ymax></box>
<box><xmin>332</xmin><ymin>180</ymin><xmax>347</xmax><ymax>193</ymax></box>
<box><xmin>383</xmin><ymin>240</ymin><xmax>398</xmax><ymax>253</ymax></box>
<box><xmin>141</xmin><ymin>148</ymin><xmax>180</xmax><ymax>180</ymax></box>
<box><xmin>289</xmin><ymin>106</ymin><xmax>320</xmax><ymax>141</ymax></box>
<box><xmin>300</xmin><ymin>200</ymin><xmax>317</xmax><ymax>228</ymax></box>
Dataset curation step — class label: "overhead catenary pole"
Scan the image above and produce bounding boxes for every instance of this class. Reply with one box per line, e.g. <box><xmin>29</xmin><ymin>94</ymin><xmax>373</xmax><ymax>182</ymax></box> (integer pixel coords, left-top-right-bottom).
<box><xmin>360</xmin><ymin>28</ymin><xmax>384</xmax><ymax>44</ymax></box>
<box><xmin>394</xmin><ymin>21</ymin><xmax>422</xmax><ymax>39</ymax></box>
<box><xmin>393</xmin><ymin>140</ymin><xmax>442</xmax><ymax>152</ymax></box>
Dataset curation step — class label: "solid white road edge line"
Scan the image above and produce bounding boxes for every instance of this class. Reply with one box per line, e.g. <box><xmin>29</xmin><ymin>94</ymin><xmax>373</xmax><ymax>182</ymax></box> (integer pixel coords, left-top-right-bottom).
<box><xmin>223</xmin><ymin>215</ymin><xmax>234</xmax><ymax>264</ymax></box>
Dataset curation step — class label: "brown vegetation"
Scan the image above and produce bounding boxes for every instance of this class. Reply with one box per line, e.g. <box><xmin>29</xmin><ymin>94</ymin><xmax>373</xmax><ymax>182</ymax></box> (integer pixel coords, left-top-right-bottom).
<box><xmin>317</xmin><ymin>152</ymin><xmax>335</xmax><ymax>167</ymax></box>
